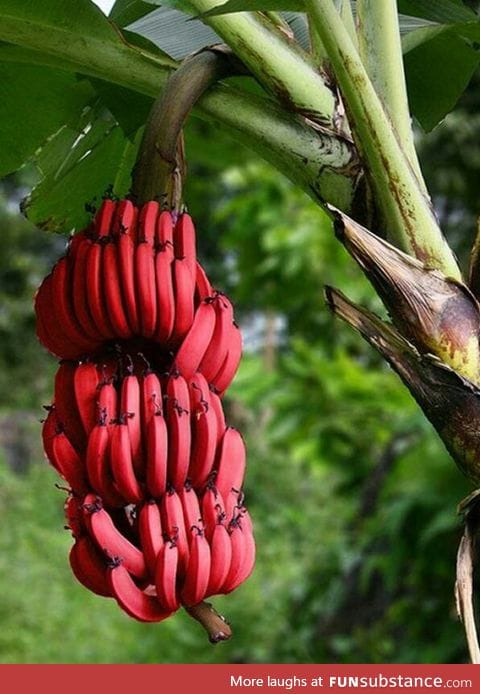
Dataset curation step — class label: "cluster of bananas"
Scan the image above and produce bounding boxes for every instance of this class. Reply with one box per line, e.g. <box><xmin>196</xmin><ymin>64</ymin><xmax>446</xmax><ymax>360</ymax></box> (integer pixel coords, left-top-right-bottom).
<box><xmin>36</xmin><ymin>199</ymin><xmax>254</xmax><ymax>627</ymax></box>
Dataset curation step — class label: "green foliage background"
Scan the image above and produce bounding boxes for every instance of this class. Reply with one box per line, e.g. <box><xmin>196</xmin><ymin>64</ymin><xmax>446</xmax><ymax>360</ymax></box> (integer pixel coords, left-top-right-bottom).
<box><xmin>2</xmin><ymin>0</ymin><xmax>480</xmax><ymax>665</ymax></box>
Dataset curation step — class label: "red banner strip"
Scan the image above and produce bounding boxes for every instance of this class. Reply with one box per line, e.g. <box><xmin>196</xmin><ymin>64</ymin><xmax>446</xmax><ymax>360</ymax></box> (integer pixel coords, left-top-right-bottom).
<box><xmin>1</xmin><ymin>664</ymin><xmax>479</xmax><ymax>694</ymax></box>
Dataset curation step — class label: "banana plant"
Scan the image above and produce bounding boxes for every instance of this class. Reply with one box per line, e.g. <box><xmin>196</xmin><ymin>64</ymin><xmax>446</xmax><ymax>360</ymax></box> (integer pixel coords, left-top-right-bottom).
<box><xmin>2</xmin><ymin>0</ymin><xmax>480</xmax><ymax>659</ymax></box>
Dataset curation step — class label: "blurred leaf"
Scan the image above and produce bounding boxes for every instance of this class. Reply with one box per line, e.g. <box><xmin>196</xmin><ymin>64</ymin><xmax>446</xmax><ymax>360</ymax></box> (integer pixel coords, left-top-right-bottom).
<box><xmin>0</xmin><ymin>67</ymin><xmax>93</xmax><ymax>176</ymax></box>
<box><xmin>109</xmin><ymin>0</ymin><xmax>176</xmax><ymax>62</ymax></box>
<box><xmin>141</xmin><ymin>1</ymin><xmax>310</xmax><ymax>52</ymax></box>
<box><xmin>127</xmin><ymin>6</ymin><xmax>220</xmax><ymax>59</ymax></box>
<box><xmin>393</xmin><ymin>0</ymin><xmax>480</xmax><ymax>132</ymax></box>
<box><xmin>398</xmin><ymin>0</ymin><xmax>476</xmax><ymax>23</ymax></box>
<box><xmin>92</xmin><ymin>2</ymin><xmax>175</xmax><ymax>141</ymax></box>
<box><xmin>110</xmin><ymin>0</ymin><xmax>156</xmax><ymax>24</ymax></box>
<box><xmin>0</xmin><ymin>0</ymin><xmax>121</xmax><ymax>43</ymax></box>
<box><xmin>0</xmin><ymin>0</ymin><xmax>172</xmax><ymax>175</ymax></box>
<box><xmin>282</xmin><ymin>11</ymin><xmax>309</xmax><ymax>49</ymax></box>
<box><xmin>402</xmin><ymin>25</ymin><xmax>445</xmax><ymax>53</ymax></box>
<box><xmin>404</xmin><ymin>28</ymin><xmax>480</xmax><ymax>131</ymax></box>
<box><xmin>90</xmin><ymin>80</ymin><xmax>153</xmax><ymax>136</ymax></box>
<box><xmin>144</xmin><ymin>0</ymin><xmax>195</xmax><ymax>8</ymax></box>
<box><xmin>395</xmin><ymin>1</ymin><xmax>480</xmax><ymax>131</ymax></box>
<box><xmin>397</xmin><ymin>15</ymin><xmax>439</xmax><ymax>35</ymax></box>
<box><xmin>23</xmin><ymin>106</ymin><xmax>141</xmax><ymax>233</ymax></box>
<box><xmin>183</xmin><ymin>0</ymin><xmax>305</xmax><ymax>18</ymax></box>
<box><xmin>419</xmin><ymin>508</ymin><xmax>458</xmax><ymax>546</ymax></box>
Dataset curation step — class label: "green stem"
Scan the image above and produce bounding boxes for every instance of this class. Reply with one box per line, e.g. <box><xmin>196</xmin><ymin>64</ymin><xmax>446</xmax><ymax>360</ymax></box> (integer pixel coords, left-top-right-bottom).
<box><xmin>262</xmin><ymin>11</ymin><xmax>293</xmax><ymax>36</ymax></box>
<box><xmin>307</xmin><ymin>0</ymin><xmax>461</xmax><ymax>279</ymax></box>
<box><xmin>340</xmin><ymin>0</ymin><xmax>358</xmax><ymax>50</ymax></box>
<box><xmin>187</xmin><ymin>0</ymin><xmax>339</xmax><ymax>128</ymax></box>
<box><xmin>0</xmin><ymin>19</ymin><xmax>357</xmax><ymax>211</ymax></box>
<box><xmin>203</xmin><ymin>87</ymin><xmax>358</xmax><ymax>211</ymax></box>
<box><xmin>309</xmin><ymin>23</ymin><xmax>329</xmax><ymax>67</ymax></box>
<box><xmin>356</xmin><ymin>0</ymin><xmax>423</xmax><ymax>184</ymax></box>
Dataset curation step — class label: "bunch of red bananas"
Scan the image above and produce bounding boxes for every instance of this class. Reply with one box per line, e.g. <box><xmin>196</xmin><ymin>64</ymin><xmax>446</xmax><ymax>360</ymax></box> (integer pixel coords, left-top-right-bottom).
<box><xmin>35</xmin><ymin>199</ymin><xmax>255</xmax><ymax>626</ymax></box>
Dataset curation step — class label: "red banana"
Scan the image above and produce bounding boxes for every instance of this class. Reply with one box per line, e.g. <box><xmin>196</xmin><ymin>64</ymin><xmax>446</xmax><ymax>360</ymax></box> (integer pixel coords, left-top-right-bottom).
<box><xmin>135</xmin><ymin>202</ymin><xmax>160</xmax><ymax>338</ymax></box>
<box><xmin>214</xmin><ymin>427</ymin><xmax>247</xmax><ymax>502</ymax></box>
<box><xmin>160</xmin><ymin>488</ymin><xmax>189</xmax><ymax>576</ymax></box>
<box><xmin>51</xmin><ymin>257</ymin><xmax>97</xmax><ymax>352</ymax></box>
<box><xmin>198</xmin><ymin>295</ymin><xmax>234</xmax><ymax>383</ymax></box>
<box><xmin>140</xmin><ymin>371</ymin><xmax>163</xmax><ymax>439</ymax></box>
<box><xmin>136</xmin><ymin>202</ymin><xmax>159</xmax><ymax>338</ymax></box>
<box><xmin>178</xmin><ymin>485</ymin><xmax>203</xmax><ymax>539</ymax></box>
<box><xmin>35</xmin><ymin>274</ymin><xmax>87</xmax><ymax>359</ymax></box>
<box><xmin>222</xmin><ymin>521</ymin><xmax>246</xmax><ymax>594</ymax></box>
<box><xmin>51</xmin><ymin>431</ymin><xmax>89</xmax><ymax>494</ymax></box>
<box><xmin>54</xmin><ymin>362</ymin><xmax>86</xmax><ymax>452</ymax></box>
<box><xmin>64</xmin><ymin>494</ymin><xmax>84</xmax><ymax>539</ymax></box>
<box><xmin>155</xmin><ymin>540</ymin><xmax>181</xmax><ymax>612</ymax></box>
<box><xmin>210</xmin><ymin>390</ymin><xmax>227</xmax><ymax>444</ymax></box>
<box><xmin>230</xmin><ymin>511</ymin><xmax>255</xmax><ymax>588</ymax></box>
<box><xmin>188</xmin><ymin>373</ymin><xmax>218</xmax><ymax>488</ymax></box>
<box><xmin>165</xmin><ymin>375</ymin><xmax>191</xmax><ymax>489</ymax></box>
<box><xmin>206</xmin><ymin>523</ymin><xmax>232</xmax><ymax>597</ymax></box>
<box><xmin>138</xmin><ymin>201</ymin><xmax>159</xmax><ymax>246</ymax></box>
<box><xmin>201</xmin><ymin>486</ymin><xmax>227</xmax><ymax>542</ymax></box>
<box><xmin>97</xmin><ymin>379</ymin><xmax>118</xmax><ymax>429</ymax></box>
<box><xmin>84</xmin><ymin>207</ymin><xmax>116</xmax><ymax>344</ymax></box>
<box><xmin>109</xmin><ymin>420</ymin><xmax>143</xmax><ymax>504</ymax></box>
<box><xmin>92</xmin><ymin>199</ymin><xmax>116</xmax><ymax>239</ymax></box>
<box><xmin>174</xmin><ymin>213</ymin><xmax>197</xmax><ymax>281</ymax></box>
<box><xmin>156</xmin><ymin>210</ymin><xmax>174</xmax><ymax>250</ymax></box>
<box><xmin>136</xmin><ymin>242</ymin><xmax>157</xmax><ymax>338</ymax></box>
<box><xmin>103</xmin><ymin>240</ymin><xmax>133</xmax><ymax>338</ymax></box>
<box><xmin>173</xmin><ymin>300</ymin><xmax>216</xmax><ymax>380</ymax></box>
<box><xmin>117</xmin><ymin>201</ymin><xmax>140</xmax><ymax>334</ymax></box>
<box><xmin>86</xmin><ymin>422</ymin><xmax>124</xmax><ymax>508</ymax></box>
<box><xmin>74</xmin><ymin>362</ymin><xmax>100</xmax><ymax>438</ymax></box>
<box><xmin>71</xmin><ymin>235</ymin><xmax>104</xmax><ymax>341</ymax></box>
<box><xmin>146</xmin><ymin>413</ymin><xmax>168</xmax><ymax>498</ymax></box>
<box><xmin>154</xmin><ymin>211</ymin><xmax>175</xmax><ymax>343</ymax></box>
<box><xmin>83</xmin><ymin>495</ymin><xmax>147</xmax><ymax>579</ymax></box>
<box><xmin>196</xmin><ymin>262</ymin><xmax>214</xmax><ymax>301</ymax></box>
<box><xmin>107</xmin><ymin>562</ymin><xmax>172</xmax><ymax>623</ymax></box>
<box><xmin>42</xmin><ymin>406</ymin><xmax>58</xmax><ymax>464</ymax></box>
<box><xmin>67</xmin><ymin>229</ymin><xmax>89</xmax><ymax>259</ymax></box>
<box><xmin>171</xmin><ymin>258</ymin><xmax>195</xmax><ymax>345</ymax></box>
<box><xmin>180</xmin><ymin>528</ymin><xmax>211</xmax><ymax>607</ymax></box>
<box><xmin>120</xmin><ymin>372</ymin><xmax>143</xmax><ymax>476</ymax></box>
<box><xmin>70</xmin><ymin>535</ymin><xmax>112</xmax><ymax>598</ymax></box>
<box><xmin>211</xmin><ymin>321</ymin><xmax>243</xmax><ymax>394</ymax></box>
<box><xmin>138</xmin><ymin>500</ymin><xmax>163</xmax><ymax>578</ymax></box>
<box><xmin>86</xmin><ymin>238</ymin><xmax>116</xmax><ymax>339</ymax></box>
<box><xmin>154</xmin><ymin>250</ymin><xmax>175</xmax><ymax>343</ymax></box>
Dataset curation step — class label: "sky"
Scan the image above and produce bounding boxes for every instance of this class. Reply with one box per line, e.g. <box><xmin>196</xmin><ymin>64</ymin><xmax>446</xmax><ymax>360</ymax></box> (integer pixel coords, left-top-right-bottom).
<box><xmin>93</xmin><ymin>0</ymin><xmax>116</xmax><ymax>14</ymax></box>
